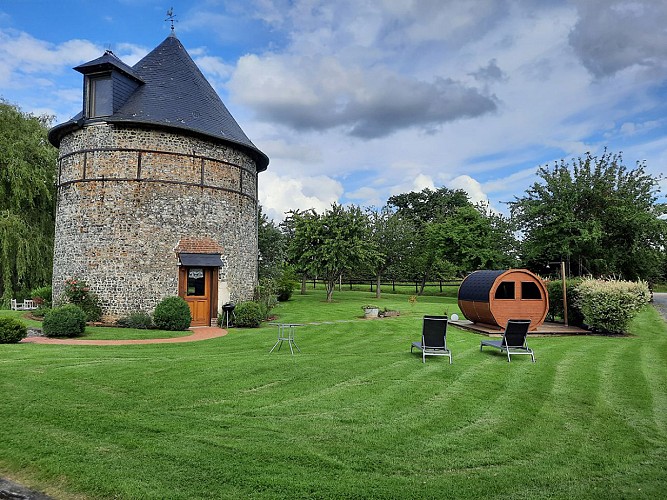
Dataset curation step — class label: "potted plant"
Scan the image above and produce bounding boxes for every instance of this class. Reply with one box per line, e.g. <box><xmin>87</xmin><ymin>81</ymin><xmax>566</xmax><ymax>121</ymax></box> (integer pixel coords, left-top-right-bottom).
<box><xmin>361</xmin><ymin>305</ymin><xmax>380</xmax><ymax>318</ymax></box>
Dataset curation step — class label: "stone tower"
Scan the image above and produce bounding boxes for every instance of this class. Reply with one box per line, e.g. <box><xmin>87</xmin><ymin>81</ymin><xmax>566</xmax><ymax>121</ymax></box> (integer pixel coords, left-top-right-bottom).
<box><xmin>48</xmin><ymin>33</ymin><xmax>269</xmax><ymax>325</ymax></box>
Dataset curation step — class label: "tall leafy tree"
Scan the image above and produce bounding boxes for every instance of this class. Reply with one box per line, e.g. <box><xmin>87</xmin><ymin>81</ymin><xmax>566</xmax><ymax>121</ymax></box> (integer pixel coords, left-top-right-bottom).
<box><xmin>365</xmin><ymin>206</ymin><xmax>416</xmax><ymax>299</ymax></box>
<box><xmin>257</xmin><ymin>205</ymin><xmax>286</xmax><ymax>280</ymax></box>
<box><xmin>427</xmin><ymin>204</ymin><xmax>517</xmax><ymax>274</ymax></box>
<box><xmin>510</xmin><ymin>150</ymin><xmax>666</xmax><ymax>281</ymax></box>
<box><xmin>0</xmin><ymin>100</ymin><xmax>57</xmax><ymax>306</ymax></box>
<box><xmin>288</xmin><ymin>203</ymin><xmax>377</xmax><ymax>302</ymax></box>
<box><xmin>388</xmin><ymin>187</ymin><xmax>471</xmax><ymax>293</ymax></box>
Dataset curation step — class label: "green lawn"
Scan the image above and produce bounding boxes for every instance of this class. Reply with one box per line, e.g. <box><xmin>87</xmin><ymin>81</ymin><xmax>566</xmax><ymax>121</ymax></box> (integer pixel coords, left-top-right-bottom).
<box><xmin>1</xmin><ymin>290</ymin><xmax>666</xmax><ymax>499</ymax></box>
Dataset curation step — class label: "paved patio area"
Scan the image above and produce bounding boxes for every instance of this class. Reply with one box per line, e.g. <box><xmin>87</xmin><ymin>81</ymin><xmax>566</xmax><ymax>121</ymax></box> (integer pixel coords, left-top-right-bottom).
<box><xmin>450</xmin><ymin>319</ymin><xmax>589</xmax><ymax>336</ymax></box>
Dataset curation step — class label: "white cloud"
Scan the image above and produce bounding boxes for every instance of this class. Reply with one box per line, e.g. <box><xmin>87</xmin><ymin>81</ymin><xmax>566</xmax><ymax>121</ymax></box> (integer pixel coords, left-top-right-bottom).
<box><xmin>448</xmin><ymin>175</ymin><xmax>489</xmax><ymax>205</ymax></box>
<box><xmin>0</xmin><ymin>30</ymin><xmax>100</xmax><ymax>73</ymax></box>
<box><xmin>258</xmin><ymin>171</ymin><xmax>343</xmax><ymax>221</ymax></box>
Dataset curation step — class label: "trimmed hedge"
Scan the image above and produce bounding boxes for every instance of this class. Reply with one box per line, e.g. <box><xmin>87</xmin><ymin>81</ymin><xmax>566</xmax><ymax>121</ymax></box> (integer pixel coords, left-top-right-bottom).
<box><xmin>0</xmin><ymin>317</ymin><xmax>28</xmax><ymax>343</ymax></box>
<box><xmin>153</xmin><ymin>296</ymin><xmax>191</xmax><ymax>331</ymax></box>
<box><xmin>43</xmin><ymin>304</ymin><xmax>87</xmax><ymax>338</ymax></box>
<box><xmin>234</xmin><ymin>301</ymin><xmax>263</xmax><ymax>328</ymax></box>
<box><xmin>575</xmin><ymin>278</ymin><xmax>651</xmax><ymax>334</ymax></box>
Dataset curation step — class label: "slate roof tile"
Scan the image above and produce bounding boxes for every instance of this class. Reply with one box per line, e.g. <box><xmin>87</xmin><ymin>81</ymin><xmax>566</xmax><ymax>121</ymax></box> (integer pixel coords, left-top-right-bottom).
<box><xmin>49</xmin><ymin>33</ymin><xmax>268</xmax><ymax>170</ymax></box>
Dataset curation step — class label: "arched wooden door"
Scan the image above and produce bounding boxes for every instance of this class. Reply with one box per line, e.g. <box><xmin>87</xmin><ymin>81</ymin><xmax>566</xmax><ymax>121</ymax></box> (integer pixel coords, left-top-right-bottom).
<box><xmin>178</xmin><ymin>267</ymin><xmax>218</xmax><ymax>326</ymax></box>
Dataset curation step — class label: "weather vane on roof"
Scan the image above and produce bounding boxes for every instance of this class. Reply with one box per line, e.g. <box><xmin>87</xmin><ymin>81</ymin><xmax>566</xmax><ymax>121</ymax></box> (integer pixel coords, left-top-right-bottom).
<box><xmin>165</xmin><ymin>7</ymin><xmax>177</xmax><ymax>32</ymax></box>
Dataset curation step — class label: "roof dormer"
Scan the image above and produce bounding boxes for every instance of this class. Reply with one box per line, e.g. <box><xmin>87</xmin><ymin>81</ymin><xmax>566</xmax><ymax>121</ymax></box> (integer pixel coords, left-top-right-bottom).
<box><xmin>74</xmin><ymin>50</ymin><xmax>144</xmax><ymax>119</ymax></box>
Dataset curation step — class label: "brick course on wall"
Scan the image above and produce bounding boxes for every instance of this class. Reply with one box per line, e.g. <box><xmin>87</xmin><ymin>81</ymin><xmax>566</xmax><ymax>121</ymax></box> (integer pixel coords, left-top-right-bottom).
<box><xmin>52</xmin><ymin>122</ymin><xmax>259</xmax><ymax>321</ymax></box>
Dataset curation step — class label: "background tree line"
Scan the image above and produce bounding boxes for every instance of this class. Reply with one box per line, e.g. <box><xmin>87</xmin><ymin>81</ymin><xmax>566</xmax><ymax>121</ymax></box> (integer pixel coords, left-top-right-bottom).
<box><xmin>260</xmin><ymin>150</ymin><xmax>666</xmax><ymax>302</ymax></box>
<box><xmin>1</xmin><ymin>100</ymin><xmax>666</xmax><ymax>305</ymax></box>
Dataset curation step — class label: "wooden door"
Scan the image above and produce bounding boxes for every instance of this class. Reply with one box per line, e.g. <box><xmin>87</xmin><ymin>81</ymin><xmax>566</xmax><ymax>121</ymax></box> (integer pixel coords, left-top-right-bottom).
<box><xmin>179</xmin><ymin>267</ymin><xmax>213</xmax><ymax>327</ymax></box>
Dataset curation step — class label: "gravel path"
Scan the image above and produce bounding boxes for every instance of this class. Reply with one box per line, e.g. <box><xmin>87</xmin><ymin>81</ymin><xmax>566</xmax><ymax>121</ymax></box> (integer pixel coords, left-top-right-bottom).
<box><xmin>652</xmin><ymin>292</ymin><xmax>667</xmax><ymax>322</ymax></box>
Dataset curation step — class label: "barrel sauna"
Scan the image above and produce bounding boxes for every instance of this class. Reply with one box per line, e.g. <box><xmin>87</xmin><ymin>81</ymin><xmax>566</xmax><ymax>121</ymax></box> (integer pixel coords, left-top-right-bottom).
<box><xmin>457</xmin><ymin>269</ymin><xmax>549</xmax><ymax>331</ymax></box>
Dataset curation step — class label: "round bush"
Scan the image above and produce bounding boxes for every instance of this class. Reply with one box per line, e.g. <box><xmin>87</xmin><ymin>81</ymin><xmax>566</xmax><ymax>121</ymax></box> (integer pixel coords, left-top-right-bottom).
<box><xmin>234</xmin><ymin>301</ymin><xmax>263</xmax><ymax>328</ymax></box>
<box><xmin>0</xmin><ymin>317</ymin><xmax>28</xmax><ymax>343</ymax></box>
<box><xmin>43</xmin><ymin>304</ymin><xmax>87</xmax><ymax>338</ymax></box>
<box><xmin>153</xmin><ymin>296</ymin><xmax>192</xmax><ymax>331</ymax></box>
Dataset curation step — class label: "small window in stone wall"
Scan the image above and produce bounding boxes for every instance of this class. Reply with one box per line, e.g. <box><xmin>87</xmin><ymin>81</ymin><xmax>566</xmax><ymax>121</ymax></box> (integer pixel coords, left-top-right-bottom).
<box><xmin>495</xmin><ymin>281</ymin><xmax>515</xmax><ymax>300</ymax></box>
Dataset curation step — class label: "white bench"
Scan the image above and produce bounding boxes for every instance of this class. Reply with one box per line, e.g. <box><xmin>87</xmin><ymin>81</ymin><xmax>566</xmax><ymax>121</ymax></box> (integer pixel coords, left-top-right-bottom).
<box><xmin>11</xmin><ymin>299</ymin><xmax>37</xmax><ymax>310</ymax></box>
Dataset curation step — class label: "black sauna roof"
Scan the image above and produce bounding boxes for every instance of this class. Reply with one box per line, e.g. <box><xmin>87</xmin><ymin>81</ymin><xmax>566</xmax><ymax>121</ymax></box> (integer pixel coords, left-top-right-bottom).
<box><xmin>458</xmin><ymin>270</ymin><xmax>505</xmax><ymax>302</ymax></box>
<box><xmin>49</xmin><ymin>33</ymin><xmax>269</xmax><ymax>171</ymax></box>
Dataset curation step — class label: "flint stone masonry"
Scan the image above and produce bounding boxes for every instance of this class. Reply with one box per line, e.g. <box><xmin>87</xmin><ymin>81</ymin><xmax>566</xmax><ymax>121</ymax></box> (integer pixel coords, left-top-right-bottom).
<box><xmin>52</xmin><ymin>123</ymin><xmax>258</xmax><ymax>321</ymax></box>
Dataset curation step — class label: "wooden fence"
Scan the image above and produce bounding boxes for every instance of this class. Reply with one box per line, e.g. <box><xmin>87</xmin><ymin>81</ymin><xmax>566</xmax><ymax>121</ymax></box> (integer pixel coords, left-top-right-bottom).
<box><xmin>303</xmin><ymin>278</ymin><xmax>463</xmax><ymax>294</ymax></box>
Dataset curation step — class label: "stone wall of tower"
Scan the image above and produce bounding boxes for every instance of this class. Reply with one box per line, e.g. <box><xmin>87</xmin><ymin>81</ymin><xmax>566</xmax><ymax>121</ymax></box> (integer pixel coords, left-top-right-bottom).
<box><xmin>52</xmin><ymin>122</ymin><xmax>259</xmax><ymax>321</ymax></box>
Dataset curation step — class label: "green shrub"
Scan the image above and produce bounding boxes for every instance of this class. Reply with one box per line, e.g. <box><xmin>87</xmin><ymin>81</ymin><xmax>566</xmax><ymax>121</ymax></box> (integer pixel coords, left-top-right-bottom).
<box><xmin>62</xmin><ymin>277</ymin><xmax>102</xmax><ymax>322</ymax></box>
<box><xmin>546</xmin><ymin>278</ymin><xmax>585</xmax><ymax>326</ymax></box>
<box><xmin>31</xmin><ymin>306</ymin><xmax>49</xmax><ymax>318</ymax></box>
<box><xmin>43</xmin><ymin>304</ymin><xmax>87</xmax><ymax>338</ymax></box>
<box><xmin>79</xmin><ymin>293</ymin><xmax>103</xmax><ymax>323</ymax></box>
<box><xmin>575</xmin><ymin>278</ymin><xmax>651</xmax><ymax>334</ymax></box>
<box><xmin>255</xmin><ymin>278</ymin><xmax>279</xmax><ymax>320</ymax></box>
<box><xmin>153</xmin><ymin>296</ymin><xmax>191</xmax><ymax>331</ymax></box>
<box><xmin>116</xmin><ymin>311</ymin><xmax>153</xmax><ymax>329</ymax></box>
<box><xmin>234</xmin><ymin>301</ymin><xmax>263</xmax><ymax>328</ymax></box>
<box><xmin>276</xmin><ymin>268</ymin><xmax>298</xmax><ymax>302</ymax></box>
<box><xmin>30</xmin><ymin>285</ymin><xmax>52</xmax><ymax>308</ymax></box>
<box><xmin>0</xmin><ymin>317</ymin><xmax>28</xmax><ymax>343</ymax></box>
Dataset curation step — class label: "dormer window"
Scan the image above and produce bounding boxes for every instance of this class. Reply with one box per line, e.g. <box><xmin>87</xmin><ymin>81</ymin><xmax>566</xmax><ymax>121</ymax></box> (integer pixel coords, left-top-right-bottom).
<box><xmin>86</xmin><ymin>74</ymin><xmax>112</xmax><ymax>118</ymax></box>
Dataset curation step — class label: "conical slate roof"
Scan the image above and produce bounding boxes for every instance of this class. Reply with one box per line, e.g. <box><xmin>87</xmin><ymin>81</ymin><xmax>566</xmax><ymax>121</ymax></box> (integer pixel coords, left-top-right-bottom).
<box><xmin>49</xmin><ymin>33</ymin><xmax>268</xmax><ymax>170</ymax></box>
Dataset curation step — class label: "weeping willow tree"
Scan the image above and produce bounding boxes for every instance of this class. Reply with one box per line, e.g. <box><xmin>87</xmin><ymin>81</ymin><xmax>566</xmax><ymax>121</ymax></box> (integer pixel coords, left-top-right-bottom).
<box><xmin>0</xmin><ymin>100</ymin><xmax>57</xmax><ymax>307</ymax></box>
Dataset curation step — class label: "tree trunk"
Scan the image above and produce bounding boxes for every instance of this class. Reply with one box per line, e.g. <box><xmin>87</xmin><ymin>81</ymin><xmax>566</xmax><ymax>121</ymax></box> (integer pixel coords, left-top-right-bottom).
<box><xmin>419</xmin><ymin>274</ymin><xmax>427</xmax><ymax>295</ymax></box>
<box><xmin>326</xmin><ymin>280</ymin><xmax>335</xmax><ymax>302</ymax></box>
<box><xmin>300</xmin><ymin>275</ymin><xmax>307</xmax><ymax>295</ymax></box>
<box><xmin>375</xmin><ymin>273</ymin><xmax>382</xmax><ymax>299</ymax></box>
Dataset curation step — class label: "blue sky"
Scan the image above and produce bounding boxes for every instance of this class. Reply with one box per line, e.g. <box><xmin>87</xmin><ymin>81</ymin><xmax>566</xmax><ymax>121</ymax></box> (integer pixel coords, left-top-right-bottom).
<box><xmin>1</xmin><ymin>0</ymin><xmax>666</xmax><ymax>221</ymax></box>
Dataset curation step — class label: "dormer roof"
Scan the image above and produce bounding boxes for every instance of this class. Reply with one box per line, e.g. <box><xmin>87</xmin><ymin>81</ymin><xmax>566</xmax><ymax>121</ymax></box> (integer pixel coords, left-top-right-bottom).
<box><xmin>49</xmin><ymin>34</ymin><xmax>269</xmax><ymax>171</ymax></box>
<box><xmin>74</xmin><ymin>50</ymin><xmax>144</xmax><ymax>83</ymax></box>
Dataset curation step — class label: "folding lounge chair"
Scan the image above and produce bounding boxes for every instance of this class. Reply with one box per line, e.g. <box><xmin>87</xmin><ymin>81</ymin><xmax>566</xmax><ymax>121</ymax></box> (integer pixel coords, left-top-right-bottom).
<box><xmin>411</xmin><ymin>315</ymin><xmax>452</xmax><ymax>364</ymax></box>
<box><xmin>480</xmin><ymin>319</ymin><xmax>534</xmax><ymax>362</ymax></box>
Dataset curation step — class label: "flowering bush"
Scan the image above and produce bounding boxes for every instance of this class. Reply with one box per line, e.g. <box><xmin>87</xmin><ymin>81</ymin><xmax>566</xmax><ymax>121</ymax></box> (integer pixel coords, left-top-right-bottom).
<box><xmin>62</xmin><ymin>277</ymin><xmax>102</xmax><ymax>322</ymax></box>
<box><xmin>64</xmin><ymin>278</ymin><xmax>90</xmax><ymax>303</ymax></box>
<box><xmin>30</xmin><ymin>285</ymin><xmax>52</xmax><ymax>308</ymax></box>
<box><xmin>575</xmin><ymin>278</ymin><xmax>651</xmax><ymax>334</ymax></box>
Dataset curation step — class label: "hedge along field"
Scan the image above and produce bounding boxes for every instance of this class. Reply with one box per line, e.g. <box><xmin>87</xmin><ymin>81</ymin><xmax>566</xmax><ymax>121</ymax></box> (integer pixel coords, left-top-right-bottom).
<box><xmin>1</xmin><ymin>290</ymin><xmax>666</xmax><ymax>499</ymax></box>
